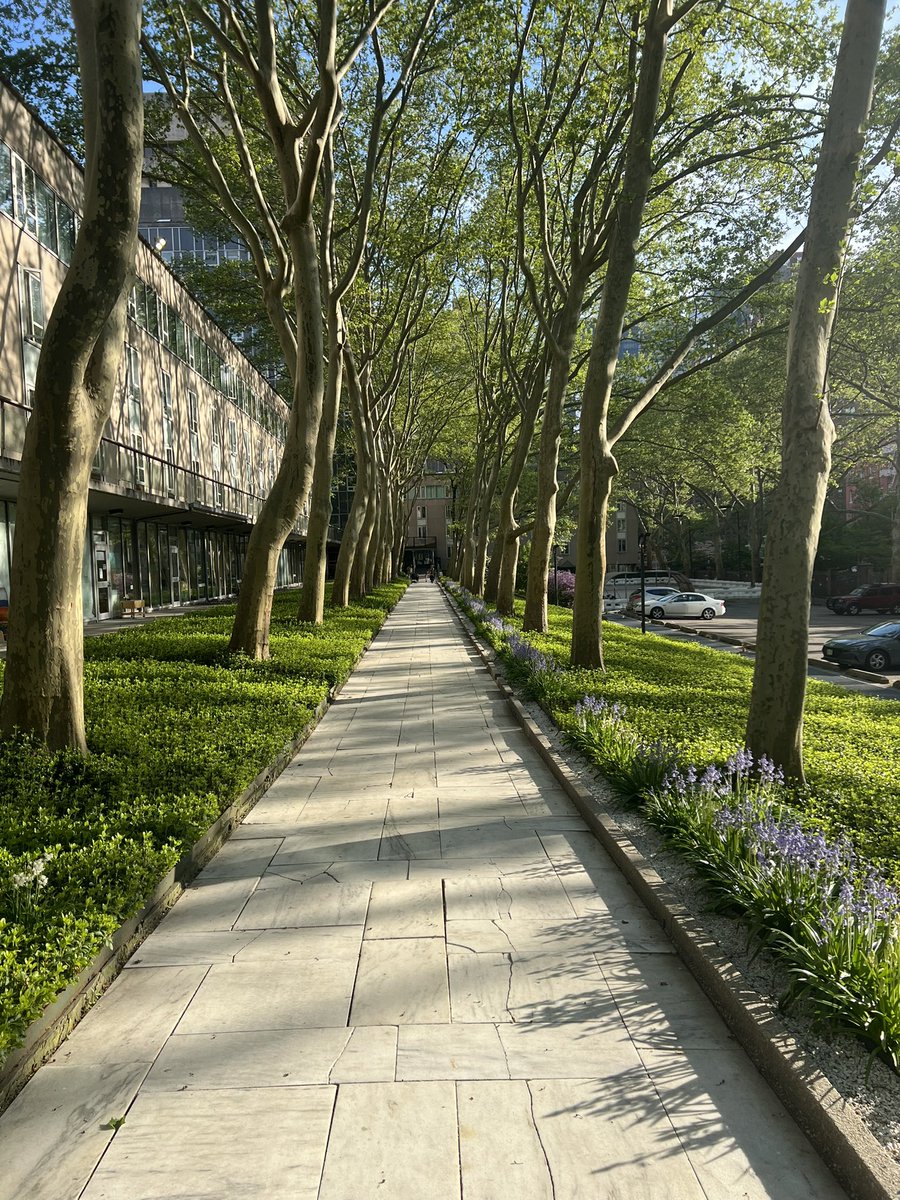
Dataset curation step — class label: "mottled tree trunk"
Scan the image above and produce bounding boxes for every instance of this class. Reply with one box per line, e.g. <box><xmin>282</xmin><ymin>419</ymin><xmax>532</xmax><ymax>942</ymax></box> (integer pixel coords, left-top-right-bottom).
<box><xmin>229</xmin><ymin>5</ymin><xmax>339</xmax><ymax>656</ymax></box>
<box><xmin>571</xmin><ymin>1</ymin><xmax>673</xmax><ymax>666</ymax></box>
<box><xmin>747</xmin><ymin>0</ymin><xmax>884</xmax><ymax>779</ymax></box>
<box><xmin>486</xmin><ymin>380</ymin><xmax>542</xmax><ymax>610</ymax></box>
<box><xmin>351</xmin><ymin>484</ymin><xmax>376</xmax><ymax>598</ymax></box>
<box><xmin>392</xmin><ymin>488</ymin><xmax>406</xmax><ymax>577</ymax></box>
<box><xmin>571</xmin><ymin>449</ymin><xmax>618</xmax><ymax>668</ymax></box>
<box><xmin>0</xmin><ymin>0</ymin><xmax>143</xmax><ymax>752</ymax></box>
<box><xmin>230</xmin><ymin>216</ymin><xmax>327</xmax><ymax>656</ymax></box>
<box><xmin>523</xmin><ymin>298</ymin><xmax>582</xmax><ymax>632</ymax></box>
<box><xmin>472</xmin><ymin>439</ymin><xmax>504</xmax><ymax>596</ymax></box>
<box><xmin>459</xmin><ymin>442</ymin><xmax>486</xmax><ymax>591</ymax></box>
<box><xmin>331</xmin><ymin>352</ymin><xmax>368</xmax><ymax>607</ymax></box>
<box><xmin>297</xmin><ymin>300</ymin><xmax>343</xmax><ymax>623</ymax></box>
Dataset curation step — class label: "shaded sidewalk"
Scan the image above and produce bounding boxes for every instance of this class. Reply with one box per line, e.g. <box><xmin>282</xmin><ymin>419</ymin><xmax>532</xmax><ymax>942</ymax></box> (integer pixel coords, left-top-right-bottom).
<box><xmin>0</xmin><ymin>584</ymin><xmax>846</xmax><ymax>1198</ymax></box>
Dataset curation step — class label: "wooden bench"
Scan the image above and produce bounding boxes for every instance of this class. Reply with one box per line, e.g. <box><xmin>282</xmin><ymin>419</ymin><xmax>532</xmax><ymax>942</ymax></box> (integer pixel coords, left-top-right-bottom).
<box><xmin>120</xmin><ymin>598</ymin><xmax>145</xmax><ymax>617</ymax></box>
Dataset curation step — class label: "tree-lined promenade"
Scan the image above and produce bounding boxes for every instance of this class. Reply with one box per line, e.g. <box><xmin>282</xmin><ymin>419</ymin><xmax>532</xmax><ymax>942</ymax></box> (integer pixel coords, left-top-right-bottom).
<box><xmin>0</xmin><ymin>0</ymin><xmax>893</xmax><ymax>785</ymax></box>
<box><xmin>2</xmin><ymin>4</ymin><xmax>900</xmax><ymax>1180</ymax></box>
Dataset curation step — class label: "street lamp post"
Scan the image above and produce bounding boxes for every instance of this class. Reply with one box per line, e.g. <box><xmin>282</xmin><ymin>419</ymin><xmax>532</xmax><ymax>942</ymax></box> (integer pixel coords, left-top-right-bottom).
<box><xmin>638</xmin><ymin>525</ymin><xmax>648</xmax><ymax>635</ymax></box>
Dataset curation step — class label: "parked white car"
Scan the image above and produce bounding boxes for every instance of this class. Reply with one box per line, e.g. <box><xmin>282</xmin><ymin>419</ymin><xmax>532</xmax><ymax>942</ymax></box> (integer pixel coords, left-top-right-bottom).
<box><xmin>639</xmin><ymin>591</ymin><xmax>726</xmax><ymax>620</ymax></box>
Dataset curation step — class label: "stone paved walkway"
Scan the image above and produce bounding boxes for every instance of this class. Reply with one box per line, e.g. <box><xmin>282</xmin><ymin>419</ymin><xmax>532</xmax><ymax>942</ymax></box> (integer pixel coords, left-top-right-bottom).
<box><xmin>0</xmin><ymin>585</ymin><xmax>846</xmax><ymax>1199</ymax></box>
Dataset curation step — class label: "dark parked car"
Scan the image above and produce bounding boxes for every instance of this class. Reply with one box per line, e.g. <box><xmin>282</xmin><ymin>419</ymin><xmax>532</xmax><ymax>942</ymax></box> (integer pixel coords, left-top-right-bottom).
<box><xmin>827</xmin><ymin>583</ymin><xmax>900</xmax><ymax>615</ymax></box>
<box><xmin>822</xmin><ymin>621</ymin><xmax>900</xmax><ymax>673</ymax></box>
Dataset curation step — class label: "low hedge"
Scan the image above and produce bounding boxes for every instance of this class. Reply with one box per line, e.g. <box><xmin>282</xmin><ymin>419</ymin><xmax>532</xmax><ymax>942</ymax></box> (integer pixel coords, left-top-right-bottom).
<box><xmin>0</xmin><ymin>583</ymin><xmax>405</xmax><ymax>1062</ymax></box>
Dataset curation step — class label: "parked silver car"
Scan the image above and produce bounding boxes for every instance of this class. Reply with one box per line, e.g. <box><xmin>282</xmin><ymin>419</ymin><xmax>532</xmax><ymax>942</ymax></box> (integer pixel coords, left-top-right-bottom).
<box><xmin>625</xmin><ymin>585</ymin><xmax>678</xmax><ymax>614</ymax></box>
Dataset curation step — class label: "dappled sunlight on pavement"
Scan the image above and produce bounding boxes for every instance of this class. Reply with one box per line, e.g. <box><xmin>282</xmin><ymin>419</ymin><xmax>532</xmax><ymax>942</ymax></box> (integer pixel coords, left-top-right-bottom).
<box><xmin>0</xmin><ymin>585</ymin><xmax>847</xmax><ymax>1199</ymax></box>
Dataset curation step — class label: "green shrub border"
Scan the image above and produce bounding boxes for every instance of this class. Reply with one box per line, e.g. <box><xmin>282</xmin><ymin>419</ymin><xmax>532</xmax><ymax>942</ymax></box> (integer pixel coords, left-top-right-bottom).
<box><xmin>0</xmin><ymin>587</ymin><xmax>404</xmax><ymax>1114</ymax></box>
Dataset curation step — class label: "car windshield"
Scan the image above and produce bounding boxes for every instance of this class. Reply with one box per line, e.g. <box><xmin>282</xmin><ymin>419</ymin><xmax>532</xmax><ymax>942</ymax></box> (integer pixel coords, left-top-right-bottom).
<box><xmin>865</xmin><ymin>622</ymin><xmax>900</xmax><ymax>638</ymax></box>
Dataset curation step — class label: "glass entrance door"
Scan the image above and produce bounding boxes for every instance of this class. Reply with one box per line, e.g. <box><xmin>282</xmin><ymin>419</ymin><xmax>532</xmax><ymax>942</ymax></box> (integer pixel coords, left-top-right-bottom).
<box><xmin>93</xmin><ymin>536</ymin><xmax>110</xmax><ymax>617</ymax></box>
<box><xmin>170</xmin><ymin>543</ymin><xmax>181</xmax><ymax>605</ymax></box>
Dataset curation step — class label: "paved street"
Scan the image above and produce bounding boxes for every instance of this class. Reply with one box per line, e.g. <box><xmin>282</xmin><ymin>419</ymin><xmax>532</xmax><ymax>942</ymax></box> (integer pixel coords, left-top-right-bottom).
<box><xmin>0</xmin><ymin>585</ymin><xmax>846</xmax><ymax>1199</ymax></box>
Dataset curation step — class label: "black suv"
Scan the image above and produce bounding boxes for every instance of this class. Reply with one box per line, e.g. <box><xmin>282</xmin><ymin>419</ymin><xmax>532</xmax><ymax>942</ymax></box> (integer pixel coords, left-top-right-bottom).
<box><xmin>827</xmin><ymin>583</ymin><xmax>900</xmax><ymax>615</ymax></box>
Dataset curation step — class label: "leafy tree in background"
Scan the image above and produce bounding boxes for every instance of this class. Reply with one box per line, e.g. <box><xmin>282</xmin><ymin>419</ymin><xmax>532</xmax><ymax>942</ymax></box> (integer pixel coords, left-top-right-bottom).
<box><xmin>0</xmin><ymin>3</ymin><xmax>83</xmax><ymax>155</ymax></box>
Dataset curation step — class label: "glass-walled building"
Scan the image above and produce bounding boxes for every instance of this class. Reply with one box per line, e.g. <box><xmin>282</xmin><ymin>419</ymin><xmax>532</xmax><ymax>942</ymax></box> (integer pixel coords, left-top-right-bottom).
<box><xmin>0</xmin><ymin>76</ymin><xmax>310</xmax><ymax>621</ymax></box>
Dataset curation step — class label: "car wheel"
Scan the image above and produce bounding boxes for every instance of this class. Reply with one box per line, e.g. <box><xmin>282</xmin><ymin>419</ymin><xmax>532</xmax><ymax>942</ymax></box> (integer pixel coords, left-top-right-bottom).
<box><xmin>846</xmin><ymin>603</ymin><xmax>860</xmax><ymax>615</ymax></box>
<box><xmin>649</xmin><ymin>606</ymin><xmax>665</xmax><ymax>619</ymax></box>
<box><xmin>865</xmin><ymin>650</ymin><xmax>889</xmax><ymax>673</ymax></box>
<box><xmin>891</xmin><ymin>604</ymin><xmax>900</xmax><ymax>615</ymax></box>
<box><xmin>700</xmin><ymin>607</ymin><xmax>715</xmax><ymax>621</ymax></box>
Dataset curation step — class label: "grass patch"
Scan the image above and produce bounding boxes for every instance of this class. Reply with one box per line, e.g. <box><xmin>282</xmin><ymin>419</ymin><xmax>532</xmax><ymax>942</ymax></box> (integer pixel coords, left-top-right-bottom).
<box><xmin>521</xmin><ymin>602</ymin><xmax>900</xmax><ymax>881</ymax></box>
<box><xmin>0</xmin><ymin>583</ymin><xmax>405</xmax><ymax>1062</ymax></box>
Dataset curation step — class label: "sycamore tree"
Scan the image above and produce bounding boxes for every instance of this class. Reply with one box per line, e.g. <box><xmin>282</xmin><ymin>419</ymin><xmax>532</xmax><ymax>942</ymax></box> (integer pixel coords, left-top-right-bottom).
<box><xmin>448</xmin><ymin>2</ymin><xmax>826</xmax><ymax>642</ymax></box>
<box><xmin>143</xmin><ymin>0</ymin><xmax>454</xmax><ymax>650</ymax></box>
<box><xmin>0</xmin><ymin>0</ymin><xmax>144</xmax><ymax>751</ymax></box>
<box><xmin>568</xmin><ymin>0</ymin><xmax>837</xmax><ymax>666</ymax></box>
<box><xmin>746</xmin><ymin>0</ymin><xmax>887</xmax><ymax>780</ymax></box>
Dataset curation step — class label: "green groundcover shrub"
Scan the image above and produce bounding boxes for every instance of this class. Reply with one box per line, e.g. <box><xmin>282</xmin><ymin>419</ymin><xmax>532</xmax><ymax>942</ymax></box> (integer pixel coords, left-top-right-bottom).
<box><xmin>0</xmin><ymin>584</ymin><xmax>405</xmax><ymax>1062</ymax></box>
<box><xmin>501</xmin><ymin>600</ymin><xmax>900</xmax><ymax>877</ymax></box>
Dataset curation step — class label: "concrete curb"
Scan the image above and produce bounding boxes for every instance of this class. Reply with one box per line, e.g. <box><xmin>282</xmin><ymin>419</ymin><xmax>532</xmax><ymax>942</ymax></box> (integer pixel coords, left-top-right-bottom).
<box><xmin>845</xmin><ymin>667</ymin><xmax>891</xmax><ymax>685</ymax></box>
<box><xmin>0</xmin><ymin>601</ymin><xmax>398</xmax><ymax>1115</ymax></box>
<box><xmin>442</xmin><ymin>586</ymin><xmax>900</xmax><ymax>1200</ymax></box>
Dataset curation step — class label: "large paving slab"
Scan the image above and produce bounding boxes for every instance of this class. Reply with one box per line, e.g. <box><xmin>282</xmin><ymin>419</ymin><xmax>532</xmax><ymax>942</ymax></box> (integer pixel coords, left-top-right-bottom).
<box><xmin>0</xmin><ymin>584</ymin><xmax>847</xmax><ymax>1199</ymax></box>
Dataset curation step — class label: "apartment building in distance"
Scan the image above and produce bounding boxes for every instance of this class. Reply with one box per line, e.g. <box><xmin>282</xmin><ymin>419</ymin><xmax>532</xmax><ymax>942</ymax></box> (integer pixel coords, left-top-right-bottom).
<box><xmin>404</xmin><ymin>460</ymin><xmax>454</xmax><ymax>572</ymax></box>
<box><xmin>0</xmin><ymin>77</ymin><xmax>307</xmax><ymax>621</ymax></box>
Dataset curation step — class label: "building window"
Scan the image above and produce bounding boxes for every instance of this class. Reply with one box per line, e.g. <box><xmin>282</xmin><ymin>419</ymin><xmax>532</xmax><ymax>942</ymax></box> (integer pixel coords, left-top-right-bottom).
<box><xmin>20</xmin><ymin>268</ymin><xmax>44</xmax><ymax>406</ymax></box>
<box><xmin>35</xmin><ymin>177</ymin><xmax>57</xmax><ymax>255</ymax></box>
<box><xmin>188</xmin><ymin>389</ymin><xmax>201</xmax><ymax>493</ymax></box>
<box><xmin>417</xmin><ymin>505</ymin><xmax>426</xmax><ymax>521</ymax></box>
<box><xmin>0</xmin><ymin>144</ymin><xmax>12</xmax><ymax>216</ymax></box>
<box><xmin>617</xmin><ymin>538</ymin><xmax>627</xmax><ymax>553</ymax></box>
<box><xmin>243</xmin><ymin>430</ymin><xmax>252</xmax><ymax>493</ymax></box>
<box><xmin>125</xmin><ymin>347</ymin><xmax>145</xmax><ymax>487</ymax></box>
<box><xmin>229</xmin><ymin>417</ymin><xmax>238</xmax><ymax>483</ymax></box>
<box><xmin>12</xmin><ymin>156</ymin><xmax>38</xmax><ymax>235</ymax></box>
<box><xmin>417</xmin><ymin>523</ymin><xmax>427</xmax><ymax>539</ymax></box>
<box><xmin>1</xmin><ymin>142</ymin><xmax>76</xmax><ymax>263</ymax></box>
<box><xmin>161</xmin><ymin>369</ymin><xmax>176</xmax><ymax>497</ymax></box>
<box><xmin>20</xmin><ymin>267</ymin><xmax>44</xmax><ymax>340</ymax></box>
<box><xmin>125</xmin><ymin>344</ymin><xmax>145</xmax><ymax>487</ymax></box>
<box><xmin>212</xmin><ymin>410</ymin><xmax>223</xmax><ymax>508</ymax></box>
